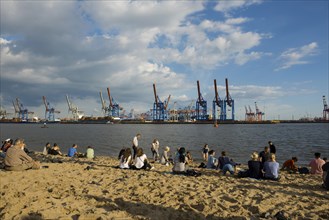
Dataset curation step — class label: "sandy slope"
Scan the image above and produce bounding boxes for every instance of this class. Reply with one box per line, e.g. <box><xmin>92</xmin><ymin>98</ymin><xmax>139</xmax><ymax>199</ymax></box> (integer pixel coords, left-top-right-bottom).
<box><xmin>0</xmin><ymin>154</ymin><xmax>328</xmax><ymax>220</ymax></box>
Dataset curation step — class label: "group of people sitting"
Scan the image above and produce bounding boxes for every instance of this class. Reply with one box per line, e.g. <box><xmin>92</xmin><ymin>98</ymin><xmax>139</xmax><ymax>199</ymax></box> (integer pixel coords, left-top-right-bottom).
<box><xmin>0</xmin><ymin>138</ymin><xmax>96</xmax><ymax>171</ymax></box>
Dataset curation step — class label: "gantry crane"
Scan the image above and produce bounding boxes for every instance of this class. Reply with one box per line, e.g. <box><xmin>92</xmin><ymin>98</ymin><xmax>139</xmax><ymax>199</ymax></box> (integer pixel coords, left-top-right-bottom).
<box><xmin>222</xmin><ymin>78</ymin><xmax>235</xmax><ymax>120</ymax></box>
<box><xmin>14</xmin><ymin>98</ymin><xmax>34</xmax><ymax>121</ymax></box>
<box><xmin>255</xmin><ymin>102</ymin><xmax>265</xmax><ymax>121</ymax></box>
<box><xmin>0</xmin><ymin>105</ymin><xmax>7</xmax><ymax>119</ymax></box>
<box><xmin>43</xmin><ymin>96</ymin><xmax>60</xmax><ymax>121</ymax></box>
<box><xmin>212</xmin><ymin>79</ymin><xmax>224</xmax><ymax>122</ymax></box>
<box><xmin>107</xmin><ymin>87</ymin><xmax>121</xmax><ymax>118</ymax></box>
<box><xmin>66</xmin><ymin>95</ymin><xmax>84</xmax><ymax>121</ymax></box>
<box><xmin>323</xmin><ymin>95</ymin><xmax>329</xmax><ymax>120</ymax></box>
<box><xmin>152</xmin><ymin>83</ymin><xmax>170</xmax><ymax>121</ymax></box>
<box><xmin>12</xmin><ymin>100</ymin><xmax>20</xmax><ymax>118</ymax></box>
<box><xmin>99</xmin><ymin>91</ymin><xmax>110</xmax><ymax>117</ymax></box>
<box><xmin>245</xmin><ymin>106</ymin><xmax>253</xmax><ymax>121</ymax></box>
<box><xmin>196</xmin><ymin>80</ymin><xmax>208</xmax><ymax>120</ymax></box>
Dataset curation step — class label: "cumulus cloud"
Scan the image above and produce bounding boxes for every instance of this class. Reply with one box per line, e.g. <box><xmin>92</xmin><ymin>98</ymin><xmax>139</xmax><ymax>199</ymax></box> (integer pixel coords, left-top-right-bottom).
<box><xmin>214</xmin><ymin>0</ymin><xmax>263</xmax><ymax>14</ymax></box>
<box><xmin>275</xmin><ymin>42</ymin><xmax>318</xmax><ymax>71</ymax></box>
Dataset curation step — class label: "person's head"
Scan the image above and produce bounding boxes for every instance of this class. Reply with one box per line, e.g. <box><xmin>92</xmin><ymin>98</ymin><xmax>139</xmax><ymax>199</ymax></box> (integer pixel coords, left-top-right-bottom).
<box><xmin>270</xmin><ymin>153</ymin><xmax>276</xmax><ymax>161</ymax></box>
<box><xmin>314</xmin><ymin>152</ymin><xmax>321</xmax><ymax>158</ymax></box>
<box><xmin>46</xmin><ymin>142</ymin><xmax>50</xmax><ymax>147</ymax></box>
<box><xmin>264</xmin><ymin>146</ymin><xmax>269</xmax><ymax>152</ymax></box>
<box><xmin>136</xmin><ymin>133</ymin><xmax>141</xmax><ymax>139</ymax></box>
<box><xmin>209</xmin><ymin>150</ymin><xmax>215</xmax><ymax>156</ymax></box>
<box><xmin>14</xmin><ymin>138</ymin><xmax>25</xmax><ymax>149</ymax></box>
<box><xmin>204</xmin><ymin>144</ymin><xmax>208</xmax><ymax>148</ymax></box>
<box><xmin>268</xmin><ymin>141</ymin><xmax>272</xmax><ymax>145</ymax></box>
<box><xmin>72</xmin><ymin>144</ymin><xmax>78</xmax><ymax>149</ymax></box>
<box><xmin>251</xmin><ymin>152</ymin><xmax>259</xmax><ymax>161</ymax></box>
<box><xmin>292</xmin><ymin>157</ymin><xmax>298</xmax><ymax>162</ymax></box>
<box><xmin>221</xmin><ymin>151</ymin><xmax>226</xmax><ymax>156</ymax></box>
<box><xmin>123</xmin><ymin>148</ymin><xmax>132</xmax><ymax>159</ymax></box>
<box><xmin>54</xmin><ymin>146</ymin><xmax>60</xmax><ymax>150</ymax></box>
<box><xmin>178</xmin><ymin>147</ymin><xmax>186</xmax><ymax>163</ymax></box>
<box><xmin>165</xmin><ymin>146</ymin><xmax>170</xmax><ymax>152</ymax></box>
<box><xmin>87</xmin><ymin>146</ymin><xmax>93</xmax><ymax>149</ymax></box>
<box><xmin>54</xmin><ymin>143</ymin><xmax>58</xmax><ymax>147</ymax></box>
<box><xmin>153</xmin><ymin>139</ymin><xmax>158</xmax><ymax>143</ymax></box>
<box><xmin>136</xmin><ymin>148</ymin><xmax>144</xmax><ymax>157</ymax></box>
<box><xmin>323</xmin><ymin>157</ymin><xmax>327</xmax><ymax>162</ymax></box>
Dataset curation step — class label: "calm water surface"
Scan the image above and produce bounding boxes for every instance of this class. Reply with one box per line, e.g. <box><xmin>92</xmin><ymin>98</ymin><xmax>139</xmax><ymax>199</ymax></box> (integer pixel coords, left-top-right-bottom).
<box><xmin>1</xmin><ymin>123</ymin><xmax>328</xmax><ymax>165</ymax></box>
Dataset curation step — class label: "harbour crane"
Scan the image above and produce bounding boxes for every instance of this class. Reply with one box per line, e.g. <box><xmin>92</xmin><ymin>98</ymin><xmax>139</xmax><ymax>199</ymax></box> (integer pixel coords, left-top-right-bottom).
<box><xmin>107</xmin><ymin>87</ymin><xmax>121</xmax><ymax>118</ymax></box>
<box><xmin>195</xmin><ymin>80</ymin><xmax>208</xmax><ymax>120</ymax></box>
<box><xmin>245</xmin><ymin>106</ymin><xmax>252</xmax><ymax>121</ymax></box>
<box><xmin>0</xmin><ymin>106</ymin><xmax>7</xmax><ymax>119</ymax></box>
<box><xmin>212</xmin><ymin>79</ymin><xmax>224</xmax><ymax>122</ymax></box>
<box><xmin>66</xmin><ymin>95</ymin><xmax>84</xmax><ymax>121</ymax></box>
<box><xmin>99</xmin><ymin>91</ymin><xmax>109</xmax><ymax>117</ymax></box>
<box><xmin>12</xmin><ymin>100</ymin><xmax>20</xmax><ymax>118</ymax></box>
<box><xmin>14</xmin><ymin>98</ymin><xmax>34</xmax><ymax>121</ymax></box>
<box><xmin>222</xmin><ymin>78</ymin><xmax>235</xmax><ymax>120</ymax></box>
<box><xmin>255</xmin><ymin>102</ymin><xmax>265</xmax><ymax>121</ymax></box>
<box><xmin>42</xmin><ymin>96</ymin><xmax>60</xmax><ymax>121</ymax></box>
<box><xmin>152</xmin><ymin>83</ymin><xmax>170</xmax><ymax>121</ymax></box>
<box><xmin>323</xmin><ymin>95</ymin><xmax>329</xmax><ymax>120</ymax></box>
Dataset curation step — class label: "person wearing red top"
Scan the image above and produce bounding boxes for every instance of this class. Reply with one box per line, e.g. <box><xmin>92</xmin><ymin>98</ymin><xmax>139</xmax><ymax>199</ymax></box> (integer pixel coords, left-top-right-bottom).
<box><xmin>281</xmin><ymin>157</ymin><xmax>298</xmax><ymax>172</ymax></box>
<box><xmin>309</xmin><ymin>152</ymin><xmax>325</xmax><ymax>175</ymax></box>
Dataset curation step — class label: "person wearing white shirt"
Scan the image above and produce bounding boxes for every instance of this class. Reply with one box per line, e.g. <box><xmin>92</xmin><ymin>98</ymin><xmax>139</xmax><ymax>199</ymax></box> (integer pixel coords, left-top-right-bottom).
<box><xmin>151</xmin><ymin>139</ymin><xmax>160</xmax><ymax>161</ymax></box>
<box><xmin>133</xmin><ymin>148</ymin><xmax>153</xmax><ymax>170</ymax></box>
<box><xmin>119</xmin><ymin>148</ymin><xmax>132</xmax><ymax>169</ymax></box>
<box><xmin>132</xmin><ymin>133</ymin><xmax>141</xmax><ymax>159</ymax></box>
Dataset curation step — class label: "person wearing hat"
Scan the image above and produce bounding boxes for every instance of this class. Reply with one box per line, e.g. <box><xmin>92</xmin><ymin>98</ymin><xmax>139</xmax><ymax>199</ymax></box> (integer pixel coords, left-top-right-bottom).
<box><xmin>248</xmin><ymin>152</ymin><xmax>262</xmax><ymax>179</ymax></box>
<box><xmin>4</xmin><ymin>138</ymin><xmax>40</xmax><ymax>171</ymax></box>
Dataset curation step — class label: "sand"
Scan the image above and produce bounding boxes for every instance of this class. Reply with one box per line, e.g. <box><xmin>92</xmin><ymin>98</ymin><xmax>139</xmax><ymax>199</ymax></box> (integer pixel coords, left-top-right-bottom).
<box><xmin>0</xmin><ymin>153</ymin><xmax>328</xmax><ymax>220</ymax></box>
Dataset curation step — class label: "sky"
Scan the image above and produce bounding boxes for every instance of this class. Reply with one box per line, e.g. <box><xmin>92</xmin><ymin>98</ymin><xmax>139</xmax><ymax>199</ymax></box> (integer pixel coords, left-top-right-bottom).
<box><xmin>0</xmin><ymin>0</ymin><xmax>328</xmax><ymax>120</ymax></box>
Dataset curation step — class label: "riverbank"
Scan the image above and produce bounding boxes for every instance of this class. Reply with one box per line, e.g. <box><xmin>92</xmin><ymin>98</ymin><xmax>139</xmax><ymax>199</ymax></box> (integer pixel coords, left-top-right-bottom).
<box><xmin>0</xmin><ymin>154</ymin><xmax>328</xmax><ymax>219</ymax></box>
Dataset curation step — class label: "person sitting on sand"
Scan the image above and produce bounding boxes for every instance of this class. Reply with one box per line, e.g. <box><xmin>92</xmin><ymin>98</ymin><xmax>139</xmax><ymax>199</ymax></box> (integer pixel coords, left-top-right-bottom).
<box><xmin>217</xmin><ymin>151</ymin><xmax>237</xmax><ymax>175</ymax></box>
<box><xmin>186</xmin><ymin>151</ymin><xmax>193</xmax><ymax>163</ymax></box>
<box><xmin>119</xmin><ymin>148</ymin><xmax>132</xmax><ymax>169</ymax></box>
<box><xmin>173</xmin><ymin>147</ymin><xmax>189</xmax><ymax>174</ymax></box>
<box><xmin>4</xmin><ymin>138</ymin><xmax>40</xmax><ymax>171</ymax></box>
<box><xmin>160</xmin><ymin>146</ymin><xmax>171</xmax><ymax>166</ymax></box>
<box><xmin>86</xmin><ymin>146</ymin><xmax>94</xmax><ymax>159</ymax></box>
<box><xmin>259</xmin><ymin>146</ymin><xmax>270</xmax><ymax>169</ymax></box>
<box><xmin>202</xmin><ymin>144</ymin><xmax>209</xmax><ymax>161</ymax></box>
<box><xmin>206</xmin><ymin>150</ymin><xmax>217</xmax><ymax>169</ymax></box>
<box><xmin>281</xmin><ymin>157</ymin><xmax>298</xmax><ymax>173</ymax></box>
<box><xmin>0</xmin><ymin>138</ymin><xmax>13</xmax><ymax>158</ymax></box>
<box><xmin>48</xmin><ymin>143</ymin><xmax>63</xmax><ymax>156</ymax></box>
<box><xmin>151</xmin><ymin>139</ymin><xmax>160</xmax><ymax>162</ymax></box>
<box><xmin>68</xmin><ymin>144</ymin><xmax>78</xmax><ymax>157</ymax></box>
<box><xmin>248</xmin><ymin>152</ymin><xmax>262</xmax><ymax>179</ymax></box>
<box><xmin>132</xmin><ymin>148</ymin><xmax>154</xmax><ymax>170</ymax></box>
<box><xmin>309</xmin><ymin>152</ymin><xmax>325</xmax><ymax>175</ymax></box>
<box><xmin>43</xmin><ymin>142</ymin><xmax>51</xmax><ymax>155</ymax></box>
<box><xmin>263</xmin><ymin>153</ymin><xmax>280</xmax><ymax>181</ymax></box>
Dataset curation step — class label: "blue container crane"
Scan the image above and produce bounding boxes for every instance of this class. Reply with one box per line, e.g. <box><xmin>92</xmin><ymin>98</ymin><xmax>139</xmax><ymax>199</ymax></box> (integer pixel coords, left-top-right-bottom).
<box><xmin>196</xmin><ymin>80</ymin><xmax>208</xmax><ymax>120</ymax></box>
<box><xmin>222</xmin><ymin>78</ymin><xmax>235</xmax><ymax>121</ymax></box>
<box><xmin>152</xmin><ymin>83</ymin><xmax>170</xmax><ymax>121</ymax></box>
<box><xmin>107</xmin><ymin>87</ymin><xmax>120</xmax><ymax>118</ymax></box>
<box><xmin>15</xmin><ymin>98</ymin><xmax>33</xmax><ymax>121</ymax></box>
<box><xmin>43</xmin><ymin>96</ymin><xmax>60</xmax><ymax>121</ymax></box>
<box><xmin>212</xmin><ymin>79</ymin><xmax>224</xmax><ymax>122</ymax></box>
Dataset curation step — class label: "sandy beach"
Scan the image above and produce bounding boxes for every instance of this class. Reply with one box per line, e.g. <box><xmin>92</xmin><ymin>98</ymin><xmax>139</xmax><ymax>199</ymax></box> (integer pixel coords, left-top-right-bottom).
<box><xmin>0</xmin><ymin>153</ymin><xmax>328</xmax><ymax>220</ymax></box>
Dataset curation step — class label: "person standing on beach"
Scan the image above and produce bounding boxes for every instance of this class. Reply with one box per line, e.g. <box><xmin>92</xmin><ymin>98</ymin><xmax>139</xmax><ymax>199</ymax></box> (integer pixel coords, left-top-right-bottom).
<box><xmin>132</xmin><ymin>133</ymin><xmax>141</xmax><ymax>159</ymax></box>
<box><xmin>151</xmin><ymin>139</ymin><xmax>160</xmax><ymax>161</ymax></box>
<box><xmin>268</xmin><ymin>141</ymin><xmax>276</xmax><ymax>154</ymax></box>
<box><xmin>309</xmin><ymin>152</ymin><xmax>325</xmax><ymax>175</ymax></box>
<box><xmin>202</xmin><ymin>144</ymin><xmax>209</xmax><ymax>161</ymax></box>
<box><xmin>4</xmin><ymin>138</ymin><xmax>40</xmax><ymax>171</ymax></box>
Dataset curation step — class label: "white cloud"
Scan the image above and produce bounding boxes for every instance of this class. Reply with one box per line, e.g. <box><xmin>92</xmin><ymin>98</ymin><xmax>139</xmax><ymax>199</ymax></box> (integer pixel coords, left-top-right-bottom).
<box><xmin>275</xmin><ymin>42</ymin><xmax>318</xmax><ymax>71</ymax></box>
<box><xmin>214</xmin><ymin>0</ymin><xmax>262</xmax><ymax>14</ymax></box>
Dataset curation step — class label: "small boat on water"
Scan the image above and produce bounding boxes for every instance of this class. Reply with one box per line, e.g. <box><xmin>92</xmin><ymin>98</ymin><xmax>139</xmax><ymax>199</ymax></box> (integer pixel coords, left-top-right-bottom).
<box><xmin>41</xmin><ymin>123</ymin><xmax>48</xmax><ymax>128</ymax></box>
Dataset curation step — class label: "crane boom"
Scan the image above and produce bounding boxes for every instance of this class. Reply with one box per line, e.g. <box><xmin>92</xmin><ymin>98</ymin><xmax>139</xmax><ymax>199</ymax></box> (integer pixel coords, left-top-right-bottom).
<box><xmin>107</xmin><ymin>87</ymin><xmax>113</xmax><ymax>107</ymax></box>
<box><xmin>66</xmin><ymin>95</ymin><xmax>72</xmax><ymax>110</ymax></box>
<box><xmin>99</xmin><ymin>91</ymin><xmax>106</xmax><ymax>109</ymax></box>
<box><xmin>197</xmin><ymin>80</ymin><xmax>202</xmax><ymax>103</ymax></box>
<box><xmin>225</xmin><ymin>78</ymin><xmax>232</xmax><ymax>107</ymax></box>
<box><xmin>43</xmin><ymin>96</ymin><xmax>49</xmax><ymax>111</ymax></box>
<box><xmin>164</xmin><ymin>95</ymin><xmax>171</xmax><ymax>110</ymax></box>
<box><xmin>153</xmin><ymin>83</ymin><xmax>158</xmax><ymax>106</ymax></box>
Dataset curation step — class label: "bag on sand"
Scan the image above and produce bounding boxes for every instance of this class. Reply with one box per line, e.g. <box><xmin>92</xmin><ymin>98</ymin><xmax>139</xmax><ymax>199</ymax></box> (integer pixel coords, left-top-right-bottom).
<box><xmin>238</xmin><ymin>170</ymin><xmax>250</xmax><ymax>178</ymax></box>
<box><xmin>186</xmin><ymin>169</ymin><xmax>201</xmax><ymax>177</ymax></box>
<box><xmin>298</xmin><ymin>167</ymin><xmax>309</xmax><ymax>174</ymax></box>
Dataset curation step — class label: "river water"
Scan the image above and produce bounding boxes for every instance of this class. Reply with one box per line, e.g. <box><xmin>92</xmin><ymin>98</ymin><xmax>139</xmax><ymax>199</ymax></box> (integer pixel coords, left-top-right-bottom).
<box><xmin>0</xmin><ymin>123</ymin><xmax>328</xmax><ymax>165</ymax></box>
